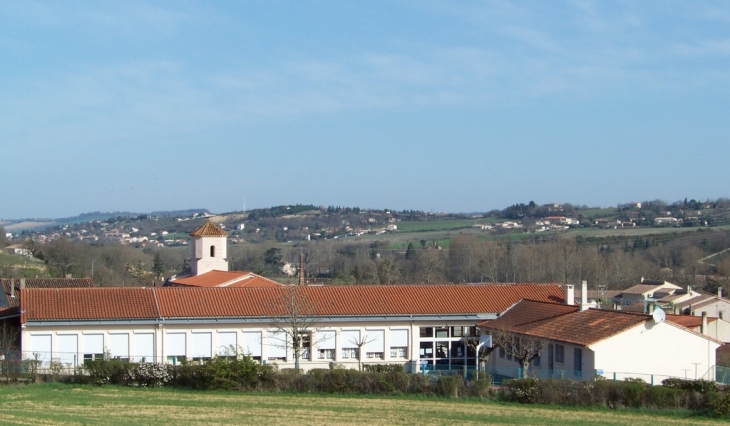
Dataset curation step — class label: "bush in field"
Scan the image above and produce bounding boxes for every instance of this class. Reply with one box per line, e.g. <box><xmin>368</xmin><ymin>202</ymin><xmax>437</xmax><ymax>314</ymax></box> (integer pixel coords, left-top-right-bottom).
<box><xmin>362</xmin><ymin>364</ymin><xmax>404</xmax><ymax>374</ymax></box>
<box><xmin>707</xmin><ymin>392</ymin><xmax>730</xmax><ymax>417</ymax></box>
<box><xmin>199</xmin><ymin>355</ymin><xmax>261</xmax><ymax>390</ymax></box>
<box><xmin>132</xmin><ymin>363</ymin><xmax>172</xmax><ymax>388</ymax></box>
<box><xmin>661</xmin><ymin>378</ymin><xmax>720</xmax><ymax>393</ymax></box>
<box><xmin>435</xmin><ymin>376</ymin><xmax>464</xmax><ymax>398</ymax></box>
<box><xmin>83</xmin><ymin>359</ymin><xmax>132</xmax><ymax>386</ymax></box>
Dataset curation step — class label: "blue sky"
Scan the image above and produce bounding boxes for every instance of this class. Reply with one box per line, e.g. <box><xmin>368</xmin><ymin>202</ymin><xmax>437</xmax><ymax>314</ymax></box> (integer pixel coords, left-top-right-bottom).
<box><xmin>2</xmin><ymin>1</ymin><xmax>730</xmax><ymax>219</ymax></box>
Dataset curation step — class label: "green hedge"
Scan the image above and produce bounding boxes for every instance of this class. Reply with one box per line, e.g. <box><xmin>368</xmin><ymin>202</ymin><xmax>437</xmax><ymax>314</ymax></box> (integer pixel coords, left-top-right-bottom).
<box><xmin>501</xmin><ymin>377</ymin><xmax>728</xmax><ymax>416</ymax></box>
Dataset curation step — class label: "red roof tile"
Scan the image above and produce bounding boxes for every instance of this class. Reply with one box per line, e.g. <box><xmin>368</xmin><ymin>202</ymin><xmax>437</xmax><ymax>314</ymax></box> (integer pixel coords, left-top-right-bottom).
<box><xmin>479</xmin><ymin>300</ymin><xmax>649</xmax><ymax>346</ymax></box>
<box><xmin>665</xmin><ymin>314</ymin><xmax>717</xmax><ymax>329</ymax></box>
<box><xmin>21</xmin><ymin>283</ymin><xmax>564</xmax><ymax>322</ymax></box>
<box><xmin>189</xmin><ymin>222</ymin><xmax>227</xmax><ymax>237</ymax></box>
<box><xmin>168</xmin><ymin>270</ymin><xmax>281</xmax><ymax>288</ymax></box>
<box><xmin>20</xmin><ymin>288</ymin><xmax>159</xmax><ymax>321</ymax></box>
<box><xmin>1</xmin><ymin>278</ymin><xmax>94</xmax><ymax>308</ymax></box>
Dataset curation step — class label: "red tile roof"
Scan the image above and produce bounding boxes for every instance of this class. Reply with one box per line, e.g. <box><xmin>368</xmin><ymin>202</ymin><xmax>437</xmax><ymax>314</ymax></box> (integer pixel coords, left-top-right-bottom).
<box><xmin>479</xmin><ymin>300</ymin><xmax>650</xmax><ymax>346</ymax></box>
<box><xmin>189</xmin><ymin>222</ymin><xmax>227</xmax><ymax>237</ymax></box>
<box><xmin>168</xmin><ymin>270</ymin><xmax>281</xmax><ymax>288</ymax></box>
<box><xmin>665</xmin><ymin>314</ymin><xmax>717</xmax><ymax>329</ymax></box>
<box><xmin>20</xmin><ymin>288</ymin><xmax>160</xmax><ymax>321</ymax></box>
<box><xmin>20</xmin><ymin>283</ymin><xmax>564</xmax><ymax>322</ymax></box>
<box><xmin>1</xmin><ymin>278</ymin><xmax>94</xmax><ymax>308</ymax></box>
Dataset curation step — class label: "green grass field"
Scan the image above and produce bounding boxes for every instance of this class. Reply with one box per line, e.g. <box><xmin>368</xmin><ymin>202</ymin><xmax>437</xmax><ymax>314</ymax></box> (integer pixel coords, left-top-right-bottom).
<box><xmin>0</xmin><ymin>384</ymin><xmax>723</xmax><ymax>426</ymax></box>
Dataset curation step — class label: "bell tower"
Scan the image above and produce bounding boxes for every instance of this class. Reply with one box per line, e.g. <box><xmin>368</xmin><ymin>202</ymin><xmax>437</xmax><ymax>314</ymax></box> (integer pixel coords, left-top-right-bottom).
<box><xmin>189</xmin><ymin>222</ymin><xmax>229</xmax><ymax>275</ymax></box>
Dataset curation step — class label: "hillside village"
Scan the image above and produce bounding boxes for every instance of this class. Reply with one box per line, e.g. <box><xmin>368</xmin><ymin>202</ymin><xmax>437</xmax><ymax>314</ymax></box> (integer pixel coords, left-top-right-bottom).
<box><xmin>0</xmin><ymin>220</ymin><xmax>729</xmax><ymax>388</ymax></box>
<box><xmin>4</xmin><ymin>198</ymin><xmax>730</xmax><ymax>249</ymax></box>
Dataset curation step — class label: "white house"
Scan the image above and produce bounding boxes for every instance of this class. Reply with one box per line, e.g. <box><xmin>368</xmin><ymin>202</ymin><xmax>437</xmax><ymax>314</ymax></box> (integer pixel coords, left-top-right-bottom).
<box><xmin>479</xmin><ymin>299</ymin><xmax>721</xmax><ymax>383</ymax></box>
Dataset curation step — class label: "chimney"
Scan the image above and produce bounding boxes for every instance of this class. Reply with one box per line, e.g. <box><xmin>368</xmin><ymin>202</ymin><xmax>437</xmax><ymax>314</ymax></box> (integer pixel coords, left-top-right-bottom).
<box><xmin>20</xmin><ymin>278</ymin><xmax>26</xmax><ymax>290</ymax></box>
<box><xmin>673</xmin><ymin>305</ymin><xmax>680</xmax><ymax>315</ymax></box>
<box><xmin>720</xmin><ymin>311</ymin><xmax>724</xmax><ymax>320</ymax></box>
<box><xmin>686</xmin><ymin>285</ymin><xmax>692</xmax><ymax>295</ymax></box>
<box><xmin>647</xmin><ymin>301</ymin><xmax>656</xmax><ymax>314</ymax></box>
<box><xmin>66</xmin><ymin>273</ymin><xmax>72</xmax><ymax>279</ymax></box>
<box><xmin>298</xmin><ymin>253</ymin><xmax>305</xmax><ymax>286</ymax></box>
<box><xmin>580</xmin><ymin>280</ymin><xmax>589</xmax><ymax>311</ymax></box>
<box><xmin>10</xmin><ymin>280</ymin><xmax>15</xmax><ymax>298</ymax></box>
<box><xmin>719</xmin><ymin>287</ymin><xmax>723</xmax><ymax>298</ymax></box>
<box><xmin>564</xmin><ymin>284</ymin><xmax>575</xmax><ymax>306</ymax></box>
<box><xmin>701</xmin><ymin>312</ymin><xmax>708</xmax><ymax>335</ymax></box>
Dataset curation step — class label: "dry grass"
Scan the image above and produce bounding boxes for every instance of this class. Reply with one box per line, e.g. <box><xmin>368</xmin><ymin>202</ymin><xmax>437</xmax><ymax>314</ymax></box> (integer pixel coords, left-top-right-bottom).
<box><xmin>0</xmin><ymin>384</ymin><xmax>725</xmax><ymax>425</ymax></box>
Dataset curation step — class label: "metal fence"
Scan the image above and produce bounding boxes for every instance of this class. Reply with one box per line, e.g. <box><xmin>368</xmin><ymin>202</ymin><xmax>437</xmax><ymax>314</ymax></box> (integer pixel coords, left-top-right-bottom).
<box><xmin>417</xmin><ymin>364</ymin><xmax>723</xmax><ymax>386</ymax></box>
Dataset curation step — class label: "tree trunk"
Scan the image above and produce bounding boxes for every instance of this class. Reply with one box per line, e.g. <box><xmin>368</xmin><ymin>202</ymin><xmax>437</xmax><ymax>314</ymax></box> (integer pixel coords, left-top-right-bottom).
<box><xmin>520</xmin><ymin>359</ymin><xmax>530</xmax><ymax>378</ymax></box>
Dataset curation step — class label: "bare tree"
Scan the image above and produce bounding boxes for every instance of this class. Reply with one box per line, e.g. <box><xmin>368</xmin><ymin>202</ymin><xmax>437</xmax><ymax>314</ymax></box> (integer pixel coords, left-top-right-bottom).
<box><xmin>0</xmin><ymin>322</ymin><xmax>19</xmax><ymax>380</ymax></box>
<box><xmin>485</xmin><ymin>328</ymin><xmax>546</xmax><ymax>378</ymax></box>
<box><xmin>268</xmin><ymin>286</ymin><xmax>323</xmax><ymax>371</ymax></box>
<box><xmin>461</xmin><ymin>334</ymin><xmax>496</xmax><ymax>375</ymax></box>
<box><xmin>348</xmin><ymin>334</ymin><xmax>376</xmax><ymax>371</ymax></box>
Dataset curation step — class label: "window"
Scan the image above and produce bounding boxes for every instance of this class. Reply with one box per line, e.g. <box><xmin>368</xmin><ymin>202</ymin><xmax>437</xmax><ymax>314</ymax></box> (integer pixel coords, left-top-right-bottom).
<box><xmin>210</xmin><ymin>245</ymin><xmax>215</xmax><ymax>257</ymax></box>
<box><xmin>318</xmin><ymin>349</ymin><xmax>335</xmax><ymax>360</ymax></box>
<box><xmin>533</xmin><ymin>354</ymin><xmax>541</xmax><ymax>367</ymax></box>
<box><xmin>419</xmin><ymin>327</ymin><xmax>433</xmax><ymax>338</ymax></box>
<box><xmin>574</xmin><ymin>348</ymin><xmax>582</xmax><ymax>377</ymax></box>
<box><xmin>166</xmin><ymin>356</ymin><xmax>185</xmax><ymax>365</ymax></box>
<box><xmin>341</xmin><ymin>348</ymin><xmax>358</xmax><ymax>359</ymax></box>
<box><xmin>555</xmin><ymin>344</ymin><xmax>565</xmax><ymax>364</ymax></box>
<box><xmin>435</xmin><ymin>342</ymin><xmax>449</xmax><ymax>358</ymax></box>
<box><xmin>390</xmin><ymin>329</ymin><xmax>408</xmax><ymax>359</ymax></box>
<box><xmin>299</xmin><ymin>333</ymin><xmax>311</xmax><ymax>360</ymax></box>
<box><xmin>390</xmin><ymin>347</ymin><xmax>407</xmax><ymax>358</ymax></box>
<box><xmin>499</xmin><ymin>347</ymin><xmax>505</xmax><ymax>359</ymax></box>
<box><xmin>435</xmin><ymin>327</ymin><xmax>449</xmax><ymax>338</ymax></box>
<box><xmin>450</xmin><ymin>326</ymin><xmax>464</xmax><ymax>337</ymax></box>
<box><xmin>419</xmin><ymin>342</ymin><xmax>433</xmax><ymax>359</ymax></box>
<box><xmin>83</xmin><ymin>353</ymin><xmax>103</xmax><ymax>364</ymax></box>
<box><xmin>450</xmin><ymin>341</ymin><xmax>465</xmax><ymax>358</ymax></box>
<box><xmin>341</xmin><ymin>330</ymin><xmax>360</xmax><ymax>360</ymax></box>
<box><xmin>366</xmin><ymin>352</ymin><xmax>384</xmax><ymax>359</ymax></box>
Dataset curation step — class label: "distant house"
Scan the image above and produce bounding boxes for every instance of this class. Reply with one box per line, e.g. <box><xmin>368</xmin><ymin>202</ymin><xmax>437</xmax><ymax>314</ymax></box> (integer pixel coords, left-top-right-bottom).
<box><xmin>4</xmin><ymin>244</ymin><xmax>31</xmax><ymax>257</ymax></box>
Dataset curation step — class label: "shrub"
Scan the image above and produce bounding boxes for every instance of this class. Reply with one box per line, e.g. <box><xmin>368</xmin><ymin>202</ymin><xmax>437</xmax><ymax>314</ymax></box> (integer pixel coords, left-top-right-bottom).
<box><xmin>362</xmin><ymin>364</ymin><xmax>404</xmax><ymax>374</ymax></box>
<box><xmin>468</xmin><ymin>378</ymin><xmax>492</xmax><ymax>398</ymax></box>
<box><xmin>504</xmin><ymin>378</ymin><xmax>540</xmax><ymax>403</ymax></box>
<box><xmin>707</xmin><ymin>392</ymin><xmax>730</xmax><ymax>417</ymax></box>
<box><xmin>83</xmin><ymin>359</ymin><xmax>133</xmax><ymax>386</ymax></box>
<box><xmin>200</xmin><ymin>355</ymin><xmax>261</xmax><ymax>390</ymax></box>
<box><xmin>435</xmin><ymin>376</ymin><xmax>463</xmax><ymax>398</ymax></box>
<box><xmin>661</xmin><ymin>378</ymin><xmax>720</xmax><ymax>393</ymax></box>
<box><xmin>132</xmin><ymin>363</ymin><xmax>172</xmax><ymax>388</ymax></box>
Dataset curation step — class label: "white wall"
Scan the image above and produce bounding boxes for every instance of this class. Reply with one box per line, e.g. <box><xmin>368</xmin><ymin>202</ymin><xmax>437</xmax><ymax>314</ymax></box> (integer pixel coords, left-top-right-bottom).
<box><xmin>22</xmin><ymin>319</ymin><xmax>479</xmax><ymax>372</ymax></box>
<box><xmin>591</xmin><ymin>321</ymin><xmax>719</xmax><ymax>382</ymax></box>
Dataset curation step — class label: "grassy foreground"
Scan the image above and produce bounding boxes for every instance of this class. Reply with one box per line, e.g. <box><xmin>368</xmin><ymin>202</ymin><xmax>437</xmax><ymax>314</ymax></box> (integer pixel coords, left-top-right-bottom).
<box><xmin>0</xmin><ymin>383</ymin><xmax>724</xmax><ymax>426</ymax></box>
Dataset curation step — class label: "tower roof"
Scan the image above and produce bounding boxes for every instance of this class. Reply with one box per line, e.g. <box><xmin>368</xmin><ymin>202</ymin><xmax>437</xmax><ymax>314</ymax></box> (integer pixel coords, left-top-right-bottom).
<box><xmin>189</xmin><ymin>221</ymin><xmax>228</xmax><ymax>237</ymax></box>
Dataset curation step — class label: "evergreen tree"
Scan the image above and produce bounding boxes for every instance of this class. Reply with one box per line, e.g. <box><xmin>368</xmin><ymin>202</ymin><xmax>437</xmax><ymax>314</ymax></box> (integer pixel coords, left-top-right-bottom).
<box><xmin>152</xmin><ymin>253</ymin><xmax>165</xmax><ymax>279</ymax></box>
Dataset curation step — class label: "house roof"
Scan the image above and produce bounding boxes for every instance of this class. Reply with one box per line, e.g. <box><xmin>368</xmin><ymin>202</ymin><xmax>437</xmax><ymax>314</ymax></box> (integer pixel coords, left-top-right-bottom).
<box><xmin>479</xmin><ymin>300</ymin><xmax>651</xmax><ymax>346</ymax></box>
<box><xmin>674</xmin><ymin>294</ymin><xmax>717</xmax><ymax>310</ymax></box>
<box><xmin>21</xmin><ymin>287</ymin><xmax>160</xmax><ymax>321</ymax></box>
<box><xmin>0</xmin><ymin>278</ymin><xmax>94</xmax><ymax>308</ymax></box>
<box><xmin>665</xmin><ymin>314</ymin><xmax>717</xmax><ymax>329</ymax></box>
<box><xmin>20</xmin><ymin>283</ymin><xmax>565</xmax><ymax>322</ymax></box>
<box><xmin>189</xmin><ymin>222</ymin><xmax>227</xmax><ymax>237</ymax></box>
<box><xmin>621</xmin><ymin>284</ymin><xmax>674</xmax><ymax>296</ymax></box>
<box><xmin>168</xmin><ymin>270</ymin><xmax>281</xmax><ymax>288</ymax></box>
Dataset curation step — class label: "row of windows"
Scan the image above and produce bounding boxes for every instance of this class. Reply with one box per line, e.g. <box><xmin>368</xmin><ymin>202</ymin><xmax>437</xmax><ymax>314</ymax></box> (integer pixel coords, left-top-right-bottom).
<box><xmin>419</xmin><ymin>326</ymin><xmax>478</xmax><ymax>339</ymax></box>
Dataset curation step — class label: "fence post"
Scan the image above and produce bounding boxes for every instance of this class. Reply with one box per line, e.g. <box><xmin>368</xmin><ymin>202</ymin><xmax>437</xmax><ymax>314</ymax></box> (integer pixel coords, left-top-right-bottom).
<box><xmin>651</xmin><ymin>375</ymin><xmax>654</xmax><ymax>386</ymax></box>
<box><xmin>613</xmin><ymin>372</ymin><xmax>616</xmax><ymax>382</ymax></box>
